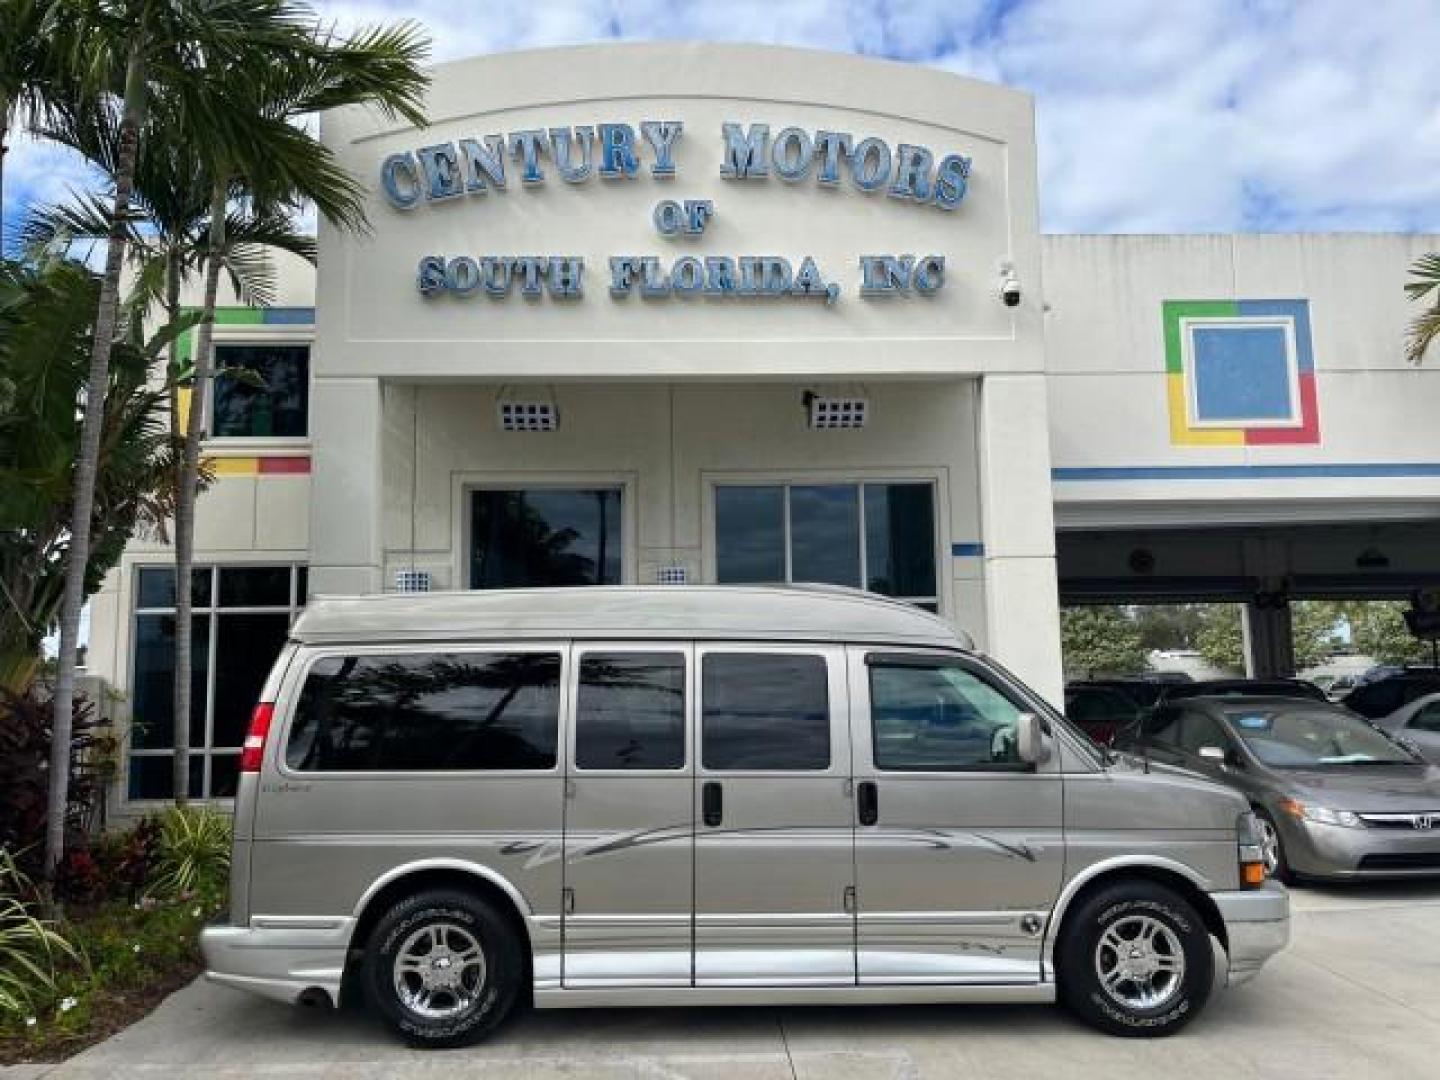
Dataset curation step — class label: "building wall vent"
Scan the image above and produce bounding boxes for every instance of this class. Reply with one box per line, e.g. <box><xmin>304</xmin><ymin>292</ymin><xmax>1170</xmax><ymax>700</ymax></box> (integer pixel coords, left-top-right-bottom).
<box><xmin>394</xmin><ymin>569</ymin><xmax>433</xmax><ymax>593</ymax></box>
<box><xmin>498</xmin><ymin>401</ymin><xmax>559</xmax><ymax>432</ymax></box>
<box><xmin>806</xmin><ymin>394</ymin><xmax>869</xmax><ymax>430</ymax></box>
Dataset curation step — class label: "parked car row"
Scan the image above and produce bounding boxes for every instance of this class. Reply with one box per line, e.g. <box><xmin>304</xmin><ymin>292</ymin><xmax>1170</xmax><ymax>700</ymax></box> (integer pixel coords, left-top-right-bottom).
<box><xmin>1113</xmin><ymin>696</ymin><xmax>1440</xmax><ymax>882</ymax></box>
<box><xmin>1064</xmin><ymin>671</ymin><xmax>1440</xmax><ymax>883</ymax></box>
<box><xmin>1066</xmin><ymin>672</ymin><xmax>1440</xmax><ymax>757</ymax></box>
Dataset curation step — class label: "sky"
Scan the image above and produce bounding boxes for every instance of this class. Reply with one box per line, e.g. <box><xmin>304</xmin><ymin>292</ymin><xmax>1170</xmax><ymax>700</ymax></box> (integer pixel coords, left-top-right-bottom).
<box><xmin>4</xmin><ymin>0</ymin><xmax>1440</xmax><ymax>243</ymax></box>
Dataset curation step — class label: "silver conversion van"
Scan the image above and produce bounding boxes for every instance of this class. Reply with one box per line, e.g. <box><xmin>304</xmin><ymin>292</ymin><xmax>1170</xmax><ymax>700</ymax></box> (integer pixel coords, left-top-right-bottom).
<box><xmin>202</xmin><ymin>586</ymin><xmax>1289</xmax><ymax>1045</ymax></box>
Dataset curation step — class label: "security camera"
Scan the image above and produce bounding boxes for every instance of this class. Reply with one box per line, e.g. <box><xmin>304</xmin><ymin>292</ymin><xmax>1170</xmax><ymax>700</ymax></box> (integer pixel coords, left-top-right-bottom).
<box><xmin>998</xmin><ymin>261</ymin><xmax>1021</xmax><ymax>307</ymax></box>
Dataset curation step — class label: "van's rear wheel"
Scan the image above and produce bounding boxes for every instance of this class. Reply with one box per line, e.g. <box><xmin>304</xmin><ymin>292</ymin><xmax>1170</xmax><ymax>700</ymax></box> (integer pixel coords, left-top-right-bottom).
<box><xmin>363</xmin><ymin>889</ymin><xmax>522</xmax><ymax>1047</ymax></box>
<box><xmin>1057</xmin><ymin>880</ymin><xmax>1213</xmax><ymax>1037</ymax></box>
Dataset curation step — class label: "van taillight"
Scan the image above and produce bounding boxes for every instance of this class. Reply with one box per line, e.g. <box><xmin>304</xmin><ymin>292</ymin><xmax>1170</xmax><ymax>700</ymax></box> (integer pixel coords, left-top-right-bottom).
<box><xmin>240</xmin><ymin>703</ymin><xmax>274</xmax><ymax>772</ymax></box>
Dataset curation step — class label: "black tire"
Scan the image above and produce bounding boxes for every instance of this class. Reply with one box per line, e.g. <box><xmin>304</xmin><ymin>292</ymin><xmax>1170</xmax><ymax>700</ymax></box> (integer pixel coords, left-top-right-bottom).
<box><xmin>362</xmin><ymin>889</ymin><xmax>523</xmax><ymax>1048</ymax></box>
<box><xmin>1255</xmin><ymin>808</ymin><xmax>1295</xmax><ymax>885</ymax></box>
<box><xmin>1057</xmin><ymin>880</ymin><xmax>1214</xmax><ymax>1037</ymax></box>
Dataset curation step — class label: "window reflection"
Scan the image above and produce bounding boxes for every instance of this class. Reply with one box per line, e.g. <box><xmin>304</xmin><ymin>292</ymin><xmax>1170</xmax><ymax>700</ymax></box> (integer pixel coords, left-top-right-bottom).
<box><xmin>471</xmin><ymin>489</ymin><xmax>622</xmax><ymax>588</ymax></box>
<box><xmin>702</xmin><ymin>653</ymin><xmax>830</xmax><ymax>771</ymax></box>
<box><xmin>576</xmin><ymin>653</ymin><xmax>686</xmax><ymax>770</ymax></box>
<box><xmin>212</xmin><ymin>344</ymin><xmax>309</xmax><ymax>438</ymax></box>
<box><xmin>715</xmin><ymin>486</ymin><xmax>785</xmax><ymax>583</ymax></box>
<box><xmin>287</xmin><ymin>652</ymin><xmax>561</xmax><ymax>771</ymax></box>
<box><xmin>790</xmin><ymin>485</ymin><xmax>859</xmax><ymax>587</ymax></box>
<box><xmin>869</xmin><ymin>663</ymin><xmax>1025</xmax><ymax>771</ymax></box>
<box><xmin>713</xmin><ymin>482</ymin><xmax>938</xmax><ymax>607</ymax></box>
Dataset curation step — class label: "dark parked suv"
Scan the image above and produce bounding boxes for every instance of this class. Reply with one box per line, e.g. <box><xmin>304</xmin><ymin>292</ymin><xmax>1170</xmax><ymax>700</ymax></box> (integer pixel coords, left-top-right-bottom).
<box><xmin>1343</xmin><ymin>672</ymin><xmax>1440</xmax><ymax>719</ymax></box>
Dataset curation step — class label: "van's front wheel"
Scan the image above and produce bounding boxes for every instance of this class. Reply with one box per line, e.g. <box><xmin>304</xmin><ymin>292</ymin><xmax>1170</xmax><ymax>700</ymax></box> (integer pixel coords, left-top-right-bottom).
<box><xmin>1057</xmin><ymin>881</ymin><xmax>1213</xmax><ymax>1037</ymax></box>
<box><xmin>363</xmin><ymin>889</ymin><xmax>522</xmax><ymax>1048</ymax></box>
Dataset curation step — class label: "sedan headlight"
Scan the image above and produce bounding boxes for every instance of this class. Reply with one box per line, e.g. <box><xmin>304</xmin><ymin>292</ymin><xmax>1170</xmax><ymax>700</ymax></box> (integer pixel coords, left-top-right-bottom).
<box><xmin>1280</xmin><ymin>798</ymin><xmax>1362</xmax><ymax>828</ymax></box>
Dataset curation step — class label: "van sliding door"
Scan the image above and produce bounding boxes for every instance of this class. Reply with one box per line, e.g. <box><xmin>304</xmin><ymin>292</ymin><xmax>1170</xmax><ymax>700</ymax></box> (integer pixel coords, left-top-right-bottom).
<box><xmin>561</xmin><ymin>644</ymin><xmax>694</xmax><ymax>986</ymax></box>
<box><xmin>692</xmin><ymin>645</ymin><xmax>855</xmax><ymax>986</ymax></box>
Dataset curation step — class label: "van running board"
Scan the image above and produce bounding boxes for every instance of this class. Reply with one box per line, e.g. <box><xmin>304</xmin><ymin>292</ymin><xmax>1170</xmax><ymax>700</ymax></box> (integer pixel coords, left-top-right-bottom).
<box><xmin>534</xmin><ymin>983</ymin><xmax>1054</xmax><ymax>1009</ymax></box>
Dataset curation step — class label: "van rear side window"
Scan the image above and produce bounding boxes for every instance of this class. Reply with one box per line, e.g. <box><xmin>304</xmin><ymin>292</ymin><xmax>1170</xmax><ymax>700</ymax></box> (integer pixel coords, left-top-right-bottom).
<box><xmin>702</xmin><ymin>653</ymin><xmax>830</xmax><ymax>770</ymax></box>
<box><xmin>284</xmin><ymin>652</ymin><xmax>561</xmax><ymax>771</ymax></box>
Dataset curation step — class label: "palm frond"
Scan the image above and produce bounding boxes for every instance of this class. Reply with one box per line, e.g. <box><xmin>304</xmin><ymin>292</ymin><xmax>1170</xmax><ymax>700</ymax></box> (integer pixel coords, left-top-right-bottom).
<box><xmin>223</xmin><ymin>243</ymin><xmax>277</xmax><ymax>308</ymax></box>
<box><xmin>1404</xmin><ymin>252</ymin><xmax>1440</xmax><ymax>302</ymax></box>
<box><xmin>1405</xmin><ymin>305</ymin><xmax>1440</xmax><ymax>366</ymax></box>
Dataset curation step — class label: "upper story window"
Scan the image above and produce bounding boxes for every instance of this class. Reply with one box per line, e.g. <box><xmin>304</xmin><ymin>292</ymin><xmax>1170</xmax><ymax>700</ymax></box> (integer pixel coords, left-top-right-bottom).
<box><xmin>212</xmin><ymin>343</ymin><xmax>310</xmax><ymax>438</ymax></box>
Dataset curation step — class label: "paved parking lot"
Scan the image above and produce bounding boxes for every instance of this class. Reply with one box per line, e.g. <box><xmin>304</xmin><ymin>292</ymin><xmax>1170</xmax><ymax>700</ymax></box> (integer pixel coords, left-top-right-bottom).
<box><xmin>11</xmin><ymin>882</ymin><xmax>1440</xmax><ymax>1080</ymax></box>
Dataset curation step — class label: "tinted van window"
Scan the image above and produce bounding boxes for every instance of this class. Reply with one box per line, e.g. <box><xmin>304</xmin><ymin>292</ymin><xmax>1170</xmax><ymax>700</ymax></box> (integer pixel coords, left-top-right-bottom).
<box><xmin>286</xmin><ymin>652</ymin><xmax>560</xmax><ymax>771</ymax></box>
<box><xmin>870</xmin><ymin>661</ymin><xmax>1025</xmax><ymax>770</ymax></box>
<box><xmin>702</xmin><ymin>653</ymin><xmax>829</xmax><ymax>770</ymax></box>
<box><xmin>575</xmin><ymin>652</ymin><xmax>686</xmax><ymax>770</ymax></box>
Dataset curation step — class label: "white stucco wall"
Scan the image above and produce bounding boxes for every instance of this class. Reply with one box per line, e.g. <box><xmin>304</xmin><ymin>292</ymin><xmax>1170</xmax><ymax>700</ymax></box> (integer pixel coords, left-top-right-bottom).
<box><xmin>1044</xmin><ymin>233</ymin><xmax>1440</xmax><ymax>528</ymax></box>
<box><xmin>310</xmin><ymin>43</ymin><xmax>1064</xmax><ymax>698</ymax></box>
<box><xmin>378</xmin><ymin>380</ymin><xmax>990</xmax><ymax>646</ymax></box>
<box><xmin>317</xmin><ymin>42</ymin><xmax>1044</xmax><ymax>379</ymax></box>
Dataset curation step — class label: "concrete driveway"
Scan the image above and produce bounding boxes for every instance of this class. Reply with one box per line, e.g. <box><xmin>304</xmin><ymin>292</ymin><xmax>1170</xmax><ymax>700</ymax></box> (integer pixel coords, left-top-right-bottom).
<box><xmin>11</xmin><ymin>883</ymin><xmax>1440</xmax><ymax>1080</ymax></box>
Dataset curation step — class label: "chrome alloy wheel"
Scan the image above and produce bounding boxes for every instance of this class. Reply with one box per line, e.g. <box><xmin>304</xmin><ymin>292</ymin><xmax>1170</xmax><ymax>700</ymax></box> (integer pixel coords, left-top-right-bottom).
<box><xmin>392</xmin><ymin>922</ymin><xmax>487</xmax><ymax>1020</ymax></box>
<box><xmin>1256</xmin><ymin>816</ymin><xmax>1282</xmax><ymax>875</ymax></box>
<box><xmin>1094</xmin><ymin>915</ymin><xmax>1186</xmax><ymax>1010</ymax></box>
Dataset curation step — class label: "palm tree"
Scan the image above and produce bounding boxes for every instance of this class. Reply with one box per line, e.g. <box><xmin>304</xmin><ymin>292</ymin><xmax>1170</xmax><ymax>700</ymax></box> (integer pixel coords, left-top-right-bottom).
<box><xmin>43</xmin><ymin>0</ymin><xmax>341</xmax><ymax>878</ymax></box>
<box><xmin>0</xmin><ymin>254</ymin><xmax>181</xmax><ymax>695</ymax></box>
<box><xmin>1405</xmin><ymin>253</ymin><xmax>1440</xmax><ymax>364</ymax></box>
<box><xmin>22</xmin><ymin>101</ymin><xmax>319</xmax><ymax>453</ymax></box>
<box><xmin>0</xmin><ymin>0</ymin><xmax>69</xmax><ymax>254</ymax></box>
<box><xmin>168</xmin><ymin>17</ymin><xmax>427</xmax><ymax>800</ymax></box>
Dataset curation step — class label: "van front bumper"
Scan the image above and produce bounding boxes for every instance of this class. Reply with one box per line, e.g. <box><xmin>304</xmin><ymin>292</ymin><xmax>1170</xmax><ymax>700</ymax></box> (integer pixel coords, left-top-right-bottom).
<box><xmin>1213</xmin><ymin>880</ymin><xmax>1290</xmax><ymax>986</ymax></box>
<box><xmin>200</xmin><ymin>917</ymin><xmax>355</xmax><ymax>1006</ymax></box>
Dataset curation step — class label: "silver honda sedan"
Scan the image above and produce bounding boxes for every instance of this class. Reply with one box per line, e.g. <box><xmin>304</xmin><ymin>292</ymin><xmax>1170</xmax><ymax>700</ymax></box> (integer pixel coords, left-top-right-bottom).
<box><xmin>1119</xmin><ymin>695</ymin><xmax>1440</xmax><ymax>881</ymax></box>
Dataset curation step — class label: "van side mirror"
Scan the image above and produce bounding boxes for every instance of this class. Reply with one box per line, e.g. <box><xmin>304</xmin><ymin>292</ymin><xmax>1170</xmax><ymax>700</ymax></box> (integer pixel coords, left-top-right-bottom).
<box><xmin>1016</xmin><ymin>712</ymin><xmax>1052</xmax><ymax>765</ymax></box>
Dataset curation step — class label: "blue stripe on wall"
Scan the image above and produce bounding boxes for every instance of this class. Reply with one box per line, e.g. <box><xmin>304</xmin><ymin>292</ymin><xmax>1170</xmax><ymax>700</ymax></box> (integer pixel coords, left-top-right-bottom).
<box><xmin>950</xmin><ymin>542</ymin><xmax>985</xmax><ymax>557</ymax></box>
<box><xmin>262</xmin><ymin>307</ymin><xmax>316</xmax><ymax>325</ymax></box>
<box><xmin>1053</xmin><ymin>464</ymin><xmax>1440</xmax><ymax>481</ymax></box>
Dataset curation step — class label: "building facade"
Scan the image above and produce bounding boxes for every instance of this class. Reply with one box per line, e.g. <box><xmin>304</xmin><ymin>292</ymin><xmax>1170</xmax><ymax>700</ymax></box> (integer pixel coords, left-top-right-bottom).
<box><xmin>80</xmin><ymin>44</ymin><xmax>1440</xmax><ymax>811</ymax></box>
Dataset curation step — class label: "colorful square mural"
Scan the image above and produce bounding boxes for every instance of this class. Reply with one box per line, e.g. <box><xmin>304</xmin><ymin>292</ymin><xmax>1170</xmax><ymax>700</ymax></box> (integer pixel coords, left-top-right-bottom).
<box><xmin>1163</xmin><ymin>299</ymin><xmax>1319</xmax><ymax>446</ymax></box>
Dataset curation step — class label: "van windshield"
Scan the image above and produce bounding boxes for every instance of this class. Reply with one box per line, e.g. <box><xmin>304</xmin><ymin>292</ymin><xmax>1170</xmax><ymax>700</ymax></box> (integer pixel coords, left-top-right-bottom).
<box><xmin>1223</xmin><ymin>707</ymin><xmax>1413</xmax><ymax>768</ymax></box>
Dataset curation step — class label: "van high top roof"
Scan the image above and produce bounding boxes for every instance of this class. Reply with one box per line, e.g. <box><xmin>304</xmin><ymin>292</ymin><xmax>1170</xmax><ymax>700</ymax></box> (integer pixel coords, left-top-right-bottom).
<box><xmin>290</xmin><ymin>585</ymin><xmax>969</xmax><ymax>649</ymax></box>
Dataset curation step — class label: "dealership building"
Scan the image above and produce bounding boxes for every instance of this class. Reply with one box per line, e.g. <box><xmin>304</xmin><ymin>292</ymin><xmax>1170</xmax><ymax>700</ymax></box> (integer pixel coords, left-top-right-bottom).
<box><xmin>81</xmin><ymin>44</ymin><xmax>1440</xmax><ymax>806</ymax></box>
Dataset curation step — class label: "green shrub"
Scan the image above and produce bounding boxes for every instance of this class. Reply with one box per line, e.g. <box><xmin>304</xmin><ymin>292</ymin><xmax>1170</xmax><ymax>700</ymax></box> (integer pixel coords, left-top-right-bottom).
<box><xmin>0</xmin><ymin>850</ymin><xmax>77</xmax><ymax>1019</ymax></box>
<box><xmin>147</xmin><ymin>808</ymin><xmax>231</xmax><ymax>900</ymax></box>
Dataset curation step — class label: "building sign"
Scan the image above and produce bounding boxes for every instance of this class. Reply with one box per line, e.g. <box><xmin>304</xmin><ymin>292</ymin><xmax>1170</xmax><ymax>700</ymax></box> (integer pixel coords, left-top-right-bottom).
<box><xmin>379</xmin><ymin>122</ymin><xmax>972</xmax><ymax>305</ymax></box>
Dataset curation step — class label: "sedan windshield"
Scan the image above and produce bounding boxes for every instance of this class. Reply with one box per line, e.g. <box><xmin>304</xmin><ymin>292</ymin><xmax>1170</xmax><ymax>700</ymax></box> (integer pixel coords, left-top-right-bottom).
<box><xmin>1224</xmin><ymin>707</ymin><xmax>1413</xmax><ymax>768</ymax></box>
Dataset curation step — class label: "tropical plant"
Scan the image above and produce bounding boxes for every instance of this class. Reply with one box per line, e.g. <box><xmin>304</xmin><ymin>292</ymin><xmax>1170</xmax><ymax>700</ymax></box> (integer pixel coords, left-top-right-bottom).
<box><xmin>0</xmin><ymin>688</ymin><xmax>114</xmax><ymax>882</ymax></box>
<box><xmin>146</xmin><ymin>806</ymin><xmax>231</xmax><ymax>899</ymax></box>
<box><xmin>0</xmin><ymin>0</ymin><xmax>74</xmax><ymax>255</ymax></box>
<box><xmin>21</xmin><ymin>101</ymin><xmax>320</xmax><ymax>403</ymax></box>
<box><xmin>43</xmin><ymin>0</ymin><xmax>339</xmax><ymax>873</ymax></box>
<box><xmin>0</xmin><ymin>255</ymin><xmax>182</xmax><ymax>694</ymax></box>
<box><xmin>168</xmin><ymin>14</ymin><xmax>428</xmax><ymax>802</ymax></box>
<box><xmin>1194</xmin><ymin>604</ymin><xmax>1244</xmax><ymax>672</ymax></box>
<box><xmin>1344</xmin><ymin>600</ymin><xmax>1432</xmax><ymax>666</ymax></box>
<box><xmin>0</xmin><ymin>847</ymin><xmax>76</xmax><ymax>1018</ymax></box>
<box><xmin>1405</xmin><ymin>253</ymin><xmax>1440</xmax><ymax>365</ymax></box>
<box><xmin>1059</xmin><ymin>606</ymin><xmax>1147</xmax><ymax>678</ymax></box>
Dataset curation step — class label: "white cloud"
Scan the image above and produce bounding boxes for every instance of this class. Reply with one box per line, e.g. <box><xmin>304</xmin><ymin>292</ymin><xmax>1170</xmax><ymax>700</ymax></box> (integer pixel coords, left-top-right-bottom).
<box><xmin>4</xmin><ymin>0</ymin><xmax>1438</xmax><ymax>235</ymax></box>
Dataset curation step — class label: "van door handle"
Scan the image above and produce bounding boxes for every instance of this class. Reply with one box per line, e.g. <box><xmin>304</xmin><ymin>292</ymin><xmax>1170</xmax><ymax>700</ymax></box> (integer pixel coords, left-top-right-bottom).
<box><xmin>702</xmin><ymin>781</ymin><xmax>723</xmax><ymax>827</ymax></box>
<box><xmin>857</xmin><ymin>781</ymin><xmax>878</xmax><ymax>826</ymax></box>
